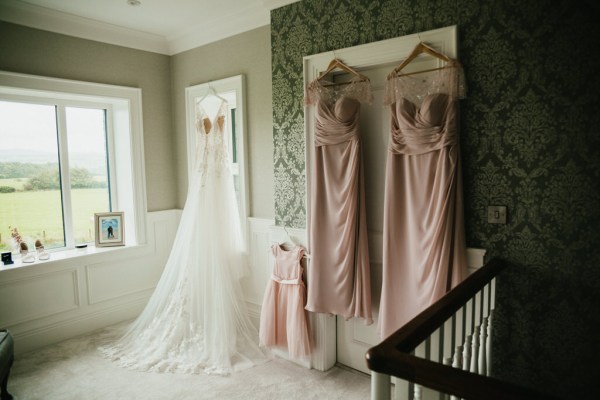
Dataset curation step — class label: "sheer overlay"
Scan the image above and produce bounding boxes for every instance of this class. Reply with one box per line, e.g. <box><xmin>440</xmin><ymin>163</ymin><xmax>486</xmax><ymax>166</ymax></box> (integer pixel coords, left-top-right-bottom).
<box><xmin>100</xmin><ymin>99</ymin><xmax>265</xmax><ymax>375</ymax></box>
<box><xmin>305</xmin><ymin>77</ymin><xmax>373</xmax><ymax>106</ymax></box>
<box><xmin>384</xmin><ymin>59</ymin><xmax>466</xmax><ymax>107</ymax></box>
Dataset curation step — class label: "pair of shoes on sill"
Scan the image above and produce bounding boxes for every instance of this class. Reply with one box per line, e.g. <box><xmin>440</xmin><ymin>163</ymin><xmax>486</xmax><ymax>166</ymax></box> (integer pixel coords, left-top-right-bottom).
<box><xmin>19</xmin><ymin>240</ymin><xmax>50</xmax><ymax>263</ymax></box>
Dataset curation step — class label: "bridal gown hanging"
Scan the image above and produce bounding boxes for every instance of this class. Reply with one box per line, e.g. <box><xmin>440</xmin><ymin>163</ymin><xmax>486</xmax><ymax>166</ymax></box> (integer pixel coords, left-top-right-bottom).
<box><xmin>378</xmin><ymin>59</ymin><xmax>469</xmax><ymax>339</ymax></box>
<box><xmin>100</xmin><ymin>98</ymin><xmax>265</xmax><ymax>375</ymax></box>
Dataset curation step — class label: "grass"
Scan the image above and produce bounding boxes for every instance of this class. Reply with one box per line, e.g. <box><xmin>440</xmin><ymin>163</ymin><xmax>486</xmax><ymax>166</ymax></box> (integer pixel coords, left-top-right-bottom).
<box><xmin>0</xmin><ymin>188</ymin><xmax>109</xmax><ymax>251</ymax></box>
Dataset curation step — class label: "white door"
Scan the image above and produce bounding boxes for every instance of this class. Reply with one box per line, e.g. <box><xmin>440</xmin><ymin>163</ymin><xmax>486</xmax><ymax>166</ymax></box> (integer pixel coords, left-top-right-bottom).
<box><xmin>303</xmin><ymin>26</ymin><xmax>458</xmax><ymax>374</ymax></box>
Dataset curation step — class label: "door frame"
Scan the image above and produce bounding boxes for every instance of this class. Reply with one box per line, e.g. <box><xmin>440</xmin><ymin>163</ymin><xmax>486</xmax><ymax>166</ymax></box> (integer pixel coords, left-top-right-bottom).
<box><xmin>302</xmin><ymin>25</ymin><xmax>458</xmax><ymax>371</ymax></box>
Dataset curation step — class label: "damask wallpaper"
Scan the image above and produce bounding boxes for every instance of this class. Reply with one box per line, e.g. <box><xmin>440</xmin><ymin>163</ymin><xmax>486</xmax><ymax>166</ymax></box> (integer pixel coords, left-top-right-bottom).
<box><xmin>271</xmin><ymin>0</ymin><xmax>599</xmax><ymax>397</ymax></box>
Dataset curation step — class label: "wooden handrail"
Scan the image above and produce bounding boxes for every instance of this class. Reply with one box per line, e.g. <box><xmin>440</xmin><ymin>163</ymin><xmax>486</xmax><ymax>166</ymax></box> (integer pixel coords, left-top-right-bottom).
<box><xmin>366</xmin><ymin>258</ymin><xmax>559</xmax><ymax>399</ymax></box>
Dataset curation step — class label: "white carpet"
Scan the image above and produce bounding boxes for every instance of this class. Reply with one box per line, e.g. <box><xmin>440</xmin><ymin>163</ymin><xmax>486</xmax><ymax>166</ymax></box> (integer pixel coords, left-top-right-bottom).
<box><xmin>8</xmin><ymin>323</ymin><xmax>371</xmax><ymax>400</ymax></box>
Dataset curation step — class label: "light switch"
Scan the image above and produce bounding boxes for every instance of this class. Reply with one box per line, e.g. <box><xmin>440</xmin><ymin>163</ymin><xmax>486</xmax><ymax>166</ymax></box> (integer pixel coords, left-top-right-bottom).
<box><xmin>487</xmin><ymin>205</ymin><xmax>507</xmax><ymax>224</ymax></box>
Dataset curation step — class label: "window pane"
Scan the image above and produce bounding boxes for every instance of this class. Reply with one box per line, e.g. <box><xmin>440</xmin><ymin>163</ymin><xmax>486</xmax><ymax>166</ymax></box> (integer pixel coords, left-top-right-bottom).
<box><xmin>0</xmin><ymin>100</ymin><xmax>65</xmax><ymax>252</ymax></box>
<box><xmin>65</xmin><ymin>107</ymin><xmax>110</xmax><ymax>244</ymax></box>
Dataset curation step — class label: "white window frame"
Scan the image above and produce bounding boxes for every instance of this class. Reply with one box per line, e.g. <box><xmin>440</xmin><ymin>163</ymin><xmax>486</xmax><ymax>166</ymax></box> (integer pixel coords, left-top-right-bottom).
<box><xmin>0</xmin><ymin>70</ymin><xmax>148</xmax><ymax>249</ymax></box>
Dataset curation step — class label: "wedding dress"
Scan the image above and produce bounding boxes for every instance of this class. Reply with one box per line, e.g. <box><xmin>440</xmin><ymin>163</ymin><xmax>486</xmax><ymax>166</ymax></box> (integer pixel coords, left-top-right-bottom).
<box><xmin>100</xmin><ymin>98</ymin><xmax>265</xmax><ymax>375</ymax></box>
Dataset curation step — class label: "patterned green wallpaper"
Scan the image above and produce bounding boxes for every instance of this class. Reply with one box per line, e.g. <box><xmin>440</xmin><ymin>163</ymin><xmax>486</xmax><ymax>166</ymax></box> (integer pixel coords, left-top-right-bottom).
<box><xmin>271</xmin><ymin>0</ymin><xmax>600</xmax><ymax>397</ymax></box>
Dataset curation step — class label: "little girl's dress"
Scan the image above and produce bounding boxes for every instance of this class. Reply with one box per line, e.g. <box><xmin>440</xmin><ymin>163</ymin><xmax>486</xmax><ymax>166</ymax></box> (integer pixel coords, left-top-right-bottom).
<box><xmin>259</xmin><ymin>244</ymin><xmax>311</xmax><ymax>358</ymax></box>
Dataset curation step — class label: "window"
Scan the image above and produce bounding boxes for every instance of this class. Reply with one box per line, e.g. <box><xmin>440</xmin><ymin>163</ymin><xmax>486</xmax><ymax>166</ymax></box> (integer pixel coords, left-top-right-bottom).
<box><xmin>0</xmin><ymin>71</ymin><xmax>147</xmax><ymax>255</ymax></box>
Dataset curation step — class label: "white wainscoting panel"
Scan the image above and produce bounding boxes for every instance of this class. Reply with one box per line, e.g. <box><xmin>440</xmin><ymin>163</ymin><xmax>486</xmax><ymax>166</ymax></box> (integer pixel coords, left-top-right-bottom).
<box><xmin>0</xmin><ymin>210</ymin><xmax>180</xmax><ymax>355</ymax></box>
<box><xmin>244</xmin><ymin>217</ymin><xmax>274</xmax><ymax>312</ymax></box>
<box><xmin>0</xmin><ymin>269</ymin><xmax>79</xmax><ymax>327</ymax></box>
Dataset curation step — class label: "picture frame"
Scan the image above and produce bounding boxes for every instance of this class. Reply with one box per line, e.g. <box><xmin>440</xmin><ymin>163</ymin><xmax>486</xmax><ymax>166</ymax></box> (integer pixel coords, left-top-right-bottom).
<box><xmin>94</xmin><ymin>212</ymin><xmax>125</xmax><ymax>247</ymax></box>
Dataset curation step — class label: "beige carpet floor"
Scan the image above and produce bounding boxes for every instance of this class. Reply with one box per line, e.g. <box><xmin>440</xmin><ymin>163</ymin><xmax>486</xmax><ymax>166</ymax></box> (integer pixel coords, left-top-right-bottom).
<box><xmin>8</xmin><ymin>323</ymin><xmax>371</xmax><ymax>400</ymax></box>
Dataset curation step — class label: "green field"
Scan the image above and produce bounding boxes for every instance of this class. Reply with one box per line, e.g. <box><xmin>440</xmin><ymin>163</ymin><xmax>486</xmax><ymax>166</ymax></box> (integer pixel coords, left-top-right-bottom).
<box><xmin>0</xmin><ymin>188</ymin><xmax>109</xmax><ymax>251</ymax></box>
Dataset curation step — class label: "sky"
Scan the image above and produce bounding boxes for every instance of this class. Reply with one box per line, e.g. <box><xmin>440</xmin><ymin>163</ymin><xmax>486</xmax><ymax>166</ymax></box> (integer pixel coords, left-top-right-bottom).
<box><xmin>0</xmin><ymin>100</ymin><xmax>106</xmax><ymax>156</ymax></box>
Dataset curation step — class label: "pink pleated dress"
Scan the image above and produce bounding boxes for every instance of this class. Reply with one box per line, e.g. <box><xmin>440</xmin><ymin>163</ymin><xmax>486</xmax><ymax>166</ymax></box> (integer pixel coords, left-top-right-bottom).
<box><xmin>304</xmin><ymin>77</ymin><xmax>373</xmax><ymax>324</ymax></box>
<box><xmin>378</xmin><ymin>60</ymin><xmax>469</xmax><ymax>339</ymax></box>
<box><xmin>259</xmin><ymin>245</ymin><xmax>311</xmax><ymax>358</ymax></box>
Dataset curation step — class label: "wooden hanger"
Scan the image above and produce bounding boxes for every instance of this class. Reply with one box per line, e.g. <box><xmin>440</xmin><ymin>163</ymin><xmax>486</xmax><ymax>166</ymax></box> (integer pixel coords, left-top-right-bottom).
<box><xmin>389</xmin><ymin>42</ymin><xmax>452</xmax><ymax>79</ymax></box>
<box><xmin>317</xmin><ymin>58</ymin><xmax>369</xmax><ymax>87</ymax></box>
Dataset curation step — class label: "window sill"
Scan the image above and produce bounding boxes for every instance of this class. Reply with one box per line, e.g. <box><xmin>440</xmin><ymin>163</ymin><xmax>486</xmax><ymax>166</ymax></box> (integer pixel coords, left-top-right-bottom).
<box><xmin>0</xmin><ymin>243</ymin><xmax>150</xmax><ymax>273</ymax></box>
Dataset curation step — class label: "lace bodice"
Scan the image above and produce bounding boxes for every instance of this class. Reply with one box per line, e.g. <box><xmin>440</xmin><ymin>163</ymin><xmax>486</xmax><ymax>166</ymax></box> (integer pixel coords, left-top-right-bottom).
<box><xmin>384</xmin><ymin>59</ymin><xmax>466</xmax><ymax>106</ymax></box>
<box><xmin>305</xmin><ymin>76</ymin><xmax>373</xmax><ymax>106</ymax></box>
<box><xmin>194</xmin><ymin>99</ymin><xmax>230</xmax><ymax>179</ymax></box>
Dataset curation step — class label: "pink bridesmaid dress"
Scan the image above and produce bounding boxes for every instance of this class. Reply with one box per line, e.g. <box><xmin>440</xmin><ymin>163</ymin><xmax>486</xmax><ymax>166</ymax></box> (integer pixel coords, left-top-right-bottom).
<box><xmin>259</xmin><ymin>245</ymin><xmax>311</xmax><ymax>358</ymax></box>
<box><xmin>304</xmin><ymin>77</ymin><xmax>373</xmax><ymax>324</ymax></box>
<box><xmin>378</xmin><ymin>59</ymin><xmax>469</xmax><ymax>339</ymax></box>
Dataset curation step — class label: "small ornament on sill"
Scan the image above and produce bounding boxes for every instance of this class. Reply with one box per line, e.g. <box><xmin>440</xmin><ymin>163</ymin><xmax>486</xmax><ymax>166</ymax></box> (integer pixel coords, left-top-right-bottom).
<box><xmin>1</xmin><ymin>252</ymin><xmax>13</xmax><ymax>265</ymax></box>
<box><xmin>9</xmin><ymin>226</ymin><xmax>23</xmax><ymax>254</ymax></box>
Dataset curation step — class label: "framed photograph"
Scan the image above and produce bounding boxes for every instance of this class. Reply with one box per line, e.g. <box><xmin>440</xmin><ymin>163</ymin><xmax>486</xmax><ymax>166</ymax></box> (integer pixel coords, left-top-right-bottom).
<box><xmin>94</xmin><ymin>212</ymin><xmax>125</xmax><ymax>247</ymax></box>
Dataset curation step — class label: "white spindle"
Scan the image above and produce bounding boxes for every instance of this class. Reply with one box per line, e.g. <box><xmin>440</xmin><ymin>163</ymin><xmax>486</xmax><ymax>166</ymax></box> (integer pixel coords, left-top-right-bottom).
<box><xmin>445</xmin><ymin>316</ymin><xmax>455</xmax><ymax>362</ymax></box>
<box><xmin>470</xmin><ymin>327</ymin><xmax>479</xmax><ymax>373</ymax></box>
<box><xmin>474</xmin><ymin>290</ymin><xmax>482</xmax><ymax>330</ymax></box>
<box><xmin>413</xmin><ymin>344</ymin><xmax>426</xmax><ymax>400</ymax></box>
<box><xmin>490</xmin><ymin>277</ymin><xmax>496</xmax><ymax>309</ymax></box>
<box><xmin>372</xmin><ymin>371</ymin><xmax>391</xmax><ymax>400</ymax></box>
<box><xmin>453</xmin><ymin>345</ymin><xmax>463</xmax><ymax>370</ymax></box>
<box><xmin>413</xmin><ymin>383</ymin><xmax>422</xmax><ymax>400</ymax></box>
<box><xmin>486</xmin><ymin>311</ymin><xmax>493</xmax><ymax>376</ymax></box>
<box><xmin>462</xmin><ymin>335</ymin><xmax>471</xmax><ymax>372</ymax></box>
<box><xmin>482</xmin><ymin>283</ymin><xmax>490</xmax><ymax>319</ymax></box>
<box><xmin>465</xmin><ymin>299</ymin><xmax>474</xmax><ymax>342</ymax></box>
<box><xmin>392</xmin><ymin>376</ymin><xmax>409</xmax><ymax>400</ymax></box>
<box><xmin>431</xmin><ymin>327</ymin><xmax>441</xmax><ymax>363</ymax></box>
<box><xmin>478</xmin><ymin>317</ymin><xmax>488</xmax><ymax>375</ymax></box>
<box><xmin>454</xmin><ymin>307</ymin><xmax>465</xmax><ymax>353</ymax></box>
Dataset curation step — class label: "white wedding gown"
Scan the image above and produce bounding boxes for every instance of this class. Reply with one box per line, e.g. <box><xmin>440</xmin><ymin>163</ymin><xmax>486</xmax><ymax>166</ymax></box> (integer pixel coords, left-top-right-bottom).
<box><xmin>100</xmin><ymin>99</ymin><xmax>265</xmax><ymax>375</ymax></box>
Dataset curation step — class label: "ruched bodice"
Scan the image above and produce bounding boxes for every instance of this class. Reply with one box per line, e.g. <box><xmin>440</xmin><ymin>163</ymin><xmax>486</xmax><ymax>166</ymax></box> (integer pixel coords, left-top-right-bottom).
<box><xmin>314</xmin><ymin>97</ymin><xmax>361</xmax><ymax>146</ymax></box>
<box><xmin>390</xmin><ymin>93</ymin><xmax>458</xmax><ymax>155</ymax></box>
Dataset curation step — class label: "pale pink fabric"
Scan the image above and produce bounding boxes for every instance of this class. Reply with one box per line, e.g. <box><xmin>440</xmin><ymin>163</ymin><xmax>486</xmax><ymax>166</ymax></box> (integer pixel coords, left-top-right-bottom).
<box><xmin>306</xmin><ymin>96</ymin><xmax>373</xmax><ymax>324</ymax></box>
<box><xmin>378</xmin><ymin>93</ymin><xmax>468</xmax><ymax>339</ymax></box>
<box><xmin>259</xmin><ymin>245</ymin><xmax>311</xmax><ymax>358</ymax></box>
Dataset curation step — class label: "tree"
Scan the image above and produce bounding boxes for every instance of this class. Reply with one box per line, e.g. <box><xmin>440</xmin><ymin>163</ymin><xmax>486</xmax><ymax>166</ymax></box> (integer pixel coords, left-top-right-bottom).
<box><xmin>0</xmin><ymin>162</ymin><xmax>54</xmax><ymax>179</ymax></box>
<box><xmin>71</xmin><ymin>167</ymin><xmax>93</xmax><ymax>188</ymax></box>
<box><xmin>0</xmin><ymin>186</ymin><xmax>15</xmax><ymax>193</ymax></box>
<box><xmin>24</xmin><ymin>169</ymin><xmax>59</xmax><ymax>190</ymax></box>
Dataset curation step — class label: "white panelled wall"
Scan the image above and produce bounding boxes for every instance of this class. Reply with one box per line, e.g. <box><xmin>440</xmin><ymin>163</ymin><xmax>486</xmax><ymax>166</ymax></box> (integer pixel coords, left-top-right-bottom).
<box><xmin>1</xmin><ymin>213</ymin><xmax>485</xmax><ymax>369</ymax></box>
<box><xmin>0</xmin><ymin>210</ymin><xmax>179</xmax><ymax>355</ymax></box>
<box><xmin>0</xmin><ymin>213</ymin><xmax>283</xmax><ymax>357</ymax></box>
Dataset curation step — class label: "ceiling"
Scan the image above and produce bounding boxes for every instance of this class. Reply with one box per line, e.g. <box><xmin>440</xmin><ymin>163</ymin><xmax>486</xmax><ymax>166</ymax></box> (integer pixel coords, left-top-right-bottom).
<box><xmin>0</xmin><ymin>0</ymin><xmax>299</xmax><ymax>55</ymax></box>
